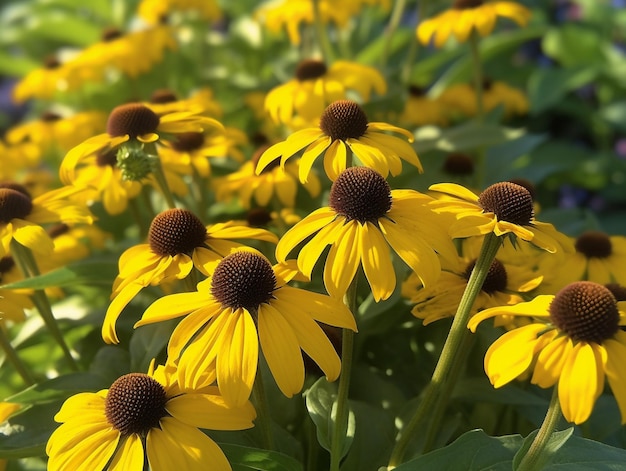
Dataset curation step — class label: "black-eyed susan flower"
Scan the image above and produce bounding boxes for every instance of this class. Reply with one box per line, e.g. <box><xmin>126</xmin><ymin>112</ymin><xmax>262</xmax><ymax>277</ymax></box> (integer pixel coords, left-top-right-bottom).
<box><xmin>265</xmin><ymin>59</ymin><xmax>386</xmax><ymax>126</ymax></box>
<box><xmin>0</xmin><ymin>182</ymin><xmax>93</xmax><ymax>259</ymax></box>
<box><xmin>429</xmin><ymin>181</ymin><xmax>573</xmax><ymax>253</ymax></box>
<box><xmin>215</xmin><ymin>144</ymin><xmax>321</xmax><ymax>209</ymax></box>
<box><xmin>46</xmin><ymin>363</ymin><xmax>256</xmax><ymax>471</ymax></box>
<box><xmin>256</xmin><ymin>100</ymin><xmax>422</xmax><ymax>183</ymax></box>
<box><xmin>403</xmin><ymin>254</ymin><xmax>543</xmax><ymax>326</ymax></box>
<box><xmin>417</xmin><ymin>0</ymin><xmax>532</xmax><ymax>48</ymax></box>
<box><xmin>147</xmin><ymin>88</ymin><xmax>223</xmax><ymax>119</ymax></box>
<box><xmin>537</xmin><ymin>231</ymin><xmax>626</xmax><ymax>294</ymax></box>
<box><xmin>135</xmin><ymin>250</ymin><xmax>357</xmax><ymax>407</ymax></box>
<box><xmin>0</xmin><ymin>256</ymin><xmax>32</xmax><ymax>324</ymax></box>
<box><xmin>398</xmin><ymin>86</ymin><xmax>449</xmax><ymax>127</ymax></box>
<box><xmin>276</xmin><ymin>167</ymin><xmax>457</xmax><ymax>301</ymax></box>
<box><xmin>60</xmin><ymin>103</ymin><xmax>222</xmax><ymax>214</ymax></box>
<box><xmin>468</xmin><ymin>281</ymin><xmax>626</xmax><ymax>424</ymax></box>
<box><xmin>102</xmin><ymin>208</ymin><xmax>278</xmax><ymax>344</ymax></box>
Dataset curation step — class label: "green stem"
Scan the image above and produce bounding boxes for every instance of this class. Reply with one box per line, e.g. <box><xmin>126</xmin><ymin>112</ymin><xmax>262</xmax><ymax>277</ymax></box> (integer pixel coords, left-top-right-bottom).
<box><xmin>381</xmin><ymin>0</ymin><xmax>407</xmax><ymax>68</ymax></box>
<box><xmin>400</xmin><ymin>33</ymin><xmax>420</xmax><ymax>87</ymax></box>
<box><xmin>0</xmin><ymin>327</ymin><xmax>36</xmax><ymax>386</ymax></box>
<box><xmin>388</xmin><ymin>232</ymin><xmax>501</xmax><ymax>467</ymax></box>
<box><xmin>144</xmin><ymin>142</ymin><xmax>177</xmax><ymax>209</ymax></box>
<box><xmin>468</xmin><ymin>30</ymin><xmax>485</xmax><ymax>121</ymax></box>
<box><xmin>329</xmin><ymin>278</ymin><xmax>357</xmax><ymax>471</ymax></box>
<box><xmin>516</xmin><ymin>388</ymin><xmax>562</xmax><ymax>471</ymax></box>
<box><xmin>252</xmin><ymin>359</ymin><xmax>275</xmax><ymax>451</ymax></box>
<box><xmin>10</xmin><ymin>241</ymin><xmax>79</xmax><ymax>371</ymax></box>
<box><xmin>312</xmin><ymin>0</ymin><xmax>335</xmax><ymax>62</ymax></box>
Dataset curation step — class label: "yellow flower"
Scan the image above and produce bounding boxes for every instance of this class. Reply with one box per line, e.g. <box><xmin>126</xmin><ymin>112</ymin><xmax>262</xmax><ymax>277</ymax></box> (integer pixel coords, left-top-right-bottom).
<box><xmin>276</xmin><ymin>167</ymin><xmax>457</xmax><ymax>301</ymax></box>
<box><xmin>0</xmin><ymin>140</ymin><xmax>40</xmax><ymax>181</ymax></box>
<box><xmin>147</xmin><ymin>88</ymin><xmax>223</xmax><ymax>119</ymax></box>
<box><xmin>398</xmin><ymin>86</ymin><xmax>449</xmax><ymax>127</ymax></box>
<box><xmin>137</xmin><ymin>0</ymin><xmax>222</xmax><ymax>24</ymax></box>
<box><xmin>417</xmin><ymin>0</ymin><xmax>532</xmax><ymax>48</ymax></box>
<box><xmin>468</xmin><ymin>281</ymin><xmax>626</xmax><ymax>424</ymax></box>
<box><xmin>403</xmin><ymin>253</ymin><xmax>543</xmax><ymax>326</ymax></box>
<box><xmin>46</xmin><ymin>363</ymin><xmax>256</xmax><ymax>471</ymax></box>
<box><xmin>438</xmin><ymin>80</ymin><xmax>529</xmax><ymax>119</ymax></box>
<box><xmin>429</xmin><ymin>181</ymin><xmax>573</xmax><ymax>253</ymax></box>
<box><xmin>537</xmin><ymin>231</ymin><xmax>626</xmax><ymax>295</ymax></box>
<box><xmin>60</xmin><ymin>103</ymin><xmax>222</xmax><ymax>214</ymax></box>
<box><xmin>265</xmin><ymin>59</ymin><xmax>386</xmax><ymax>125</ymax></box>
<box><xmin>135</xmin><ymin>250</ymin><xmax>357</xmax><ymax>406</ymax></box>
<box><xmin>6</xmin><ymin>110</ymin><xmax>107</xmax><ymax>156</ymax></box>
<box><xmin>256</xmin><ymin>100</ymin><xmax>422</xmax><ymax>183</ymax></box>
<box><xmin>0</xmin><ymin>256</ymin><xmax>33</xmax><ymax>324</ymax></box>
<box><xmin>0</xmin><ymin>182</ymin><xmax>93</xmax><ymax>259</ymax></box>
<box><xmin>70</xmin><ymin>25</ymin><xmax>177</xmax><ymax>80</ymax></box>
<box><xmin>103</xmin><ymin>208</ymin><xmax>278</xmax><ymax>344</ymax></box>
<box><xmin>215</xmin><ymin>144</ymin><xmax>321</xmax><ymax>209</ymax></box>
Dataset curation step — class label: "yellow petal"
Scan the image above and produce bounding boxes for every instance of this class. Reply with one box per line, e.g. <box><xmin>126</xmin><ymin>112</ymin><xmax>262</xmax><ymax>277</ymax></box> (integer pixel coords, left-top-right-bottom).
<box><xmin>323</xmin><ymin>221</ymin><xmax>361</xmax><ymax>299</ymax></box>
<box><xmin>276</xmin><ymin>207</ymin><xmax>337</xmax><ymax>262</ymax></box>
<box><xmin>167</xmin><ymin>392</ymin><xmax>255</xmax><ymax>430</ymax></box>
<box><xmin>11</xmin><ymin>219</ymin><xmax>54</xmax><ymax>255</ymax></box>
<box><xmin>108</xmin><ymin>435</ymin><xmax>144</xmax><ymax>471</ymax></box>
<box><xmin>103</xmin><ymin>282</ymin><xmax>144</xmax><ymax>344</ymax></box>
<box><xmin>360</xmin><ymin>222</ymin><xmax>395</xmax><ymax>302</ymax></box>
<box><xmin>135</xmin><ymin>292</ymin><xmax>212</xmax><ymax>327</ymax></box>
<box><xmin>468</xmin><ymin>295</ymin><xmax>553</xmax><ymax>332</ymax></box>
<box><xmin>604</xmin><ymin>331</ymin><xmax>626</xmax><ymax>423</ymax></box>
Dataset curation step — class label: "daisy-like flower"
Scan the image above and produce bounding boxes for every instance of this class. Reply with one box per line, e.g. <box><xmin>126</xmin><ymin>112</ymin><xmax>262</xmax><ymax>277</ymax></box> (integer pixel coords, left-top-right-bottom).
<box><xmin>147</xmin><ymin>88</ymin><xmax>223</xmax><ymax>119</ymax></box>
<box><xmin>537</xmin><ymin>231</ymin><xmax>626</xmax><ymax>294</ymax></box>
<box><xmin>215</xmin><ymin>144</ymin><xmax>321</xmax><ymax>209</ymax></box>
<box><xmin>265</xmin><ymin>59</ymin><xmax>386</xmax><ymax>126</ymax></box>
<box><xmin>468</xmin><ymin>281</ymin><xmax>626</xmax><ymax>424</ymax></box>
<box><xmin>429</xmin><ymin>181</ymin><xmax>573</xmax><ymax>253</ymax></box>
<box><xmin>276</xmin><ymin>166</ymin><xmax>458</xmax><ymax>301</ymax></box>
<box><xmin>6</xmin><ymin>110</ymin><xmax>107</xmax><ymax>156</ymax></box>
<box><xmin>256</xmin><ymin>100</ymin><xmax>422</xmax><ymax>183</ymax></box>
<box><xmin>60</xmin><ymin>102</ymin><xmax>222</xmax><ymax>214</ymax></box>
<box><xmin>398</xmin><ymin>86</ymin><xmax>449</xmax><ymax>127</ymax></box>
<box><xmin>403</xmin><ymin>254</ymin><xmax>543</xmax><ymax>326</ymax></box>
<box><xmin>103</xmin><ymin>208</ymin><xmax>278</xmax><ymax>344</ymax></box>
<box><xmin>0</xmin><ymin>256</ymin><xmax>32</xmax><ymax>324</ymax></box>
<box><xmin>417</xmin><ymin>0</ymin><xmax>532</xmax><ymax>48</ymax></box>
<box><xmin>0</xmin><ymin>182</ymin><xmax>93</xmax><ymax>258</ymax></box>
<box><xmin>46</xmin><ymin>363</ymin><xmax>256</xmax><ymax>471</ymax></box>
<box><xmin>135</xmin><ymin>250</ymin><xmax>357</xmax><ymax>406</ymax></box>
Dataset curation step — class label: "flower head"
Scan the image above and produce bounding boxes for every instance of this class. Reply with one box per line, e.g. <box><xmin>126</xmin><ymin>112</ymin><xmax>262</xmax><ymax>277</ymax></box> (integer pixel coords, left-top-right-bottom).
<box><xmin>256</xmin><ymin>100</ymin><xmax>422</xmax><ymax>182</ymax></box>
<box><xmin>0</xmin><ymin>182</ymin><xmax>93</xmax><ymax>258</ymax></box>
<box><xmin>265</xmin><ymin>59</ymin><xmax>386</xmax><ymax>126</ymax></box>
<box><xmin>429</xmin><ymin>181</ymin><xmax>573</xmax><ymax>253</ymax></box>
<box><xmin>102</xmin><ymin>208</ymin><xmax>278</xmax><ymax>344</ymax></box>
<box><xmin>468</xmin><ymin>281</ymin><xmax>626</xmax><ymax>424</ymax></box>
<box><xmin>135</xmin><ymin>250</ymin><xmax>357</xmax><ymax>406</ymax></box>
<box><xmin>417</xmin><ymin>0</ymin><xmax>532</xmax><ymax>48</ymax></box>
<box><xmin>277</xmin><ymin>167</ymin><xmax>457</xmax><ymax>301</ymax></box>
<box><xmin>46</xmin><ymin>364</ymin><xmax>256</xmax><ymax>471</ymax></box>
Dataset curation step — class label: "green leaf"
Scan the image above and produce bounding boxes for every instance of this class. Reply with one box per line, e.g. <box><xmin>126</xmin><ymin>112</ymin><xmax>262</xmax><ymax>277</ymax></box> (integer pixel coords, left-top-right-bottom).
<box><xmin>0</xmin><ymin>50</ymin><xmax>39</xmax><ymax>76</ymax></box>
<box><xmin>6</xmin><ymin>373</ymin><xmax>108</xmax><ymax>405</ymax></box>
<box><xmin>0</xmin><ymin>260</ymin><xmax>116</xmax><ymax>290</ymax></box>
<box><xmin>600</xmin><ymin>101</ymin><xmax>626</xmax><ymax>133</ymax></box>
<box><xmin>429</xmin><ymin>26</ymin><xmax>548</xmax><ymax>97</ymax></box>
<box><xmin>513</xmin><ymin>428</ymin><xmax>573</xmax><ymax>470</ymax></box>
<box><xmin>129</xmin><ymin>321</ymin><xmax>175</xmax><ymax>372</ymax></box>
<box><xmin>221</xmin><ymin>444</ymin><xmax>303</xmax><ymax>471</ymax></box>
<box><xmin>20</xmin><ymin>15</ymin><xmax>101</xmax><ymax>47</ymax></box>
<box><xmin>304</xmin><ymin>378</ymin><xmax>355</xmax><ymax>459</ymax></box>
<box><xmin>527</xmin><ymin>66</ymin><xmax>599</xmax><ymax>115</ymax></box>
<box><xmin>542</xmin><ymin>25</ymin><xmax>605</xmax><ymax>67</ymax></box>
<box><xmin>392</xmin><ymin>429</ymin><xmax>522</xmax><ymax>470</ymax></box>
<box><xmin>415</xmin><ymin>122</ymin><xmax>525</xmax><ymax>154</ymax></box>
<box><xmin>0</xmin><ymin>401</ymin><xmax>61</xmax><ymax>459</ymax></box>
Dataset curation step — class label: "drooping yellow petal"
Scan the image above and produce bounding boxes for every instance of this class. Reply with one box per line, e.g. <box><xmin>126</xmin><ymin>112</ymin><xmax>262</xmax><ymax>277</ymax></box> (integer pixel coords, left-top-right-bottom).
<box><xmin>103</xmin><ymin>282</ymin><xmax>144</xmax><ymax>344</ymax></box>
<box><xmin>323</xmin><ymin>221</ymin><xmax>361</xmax><ymax>299</ymax></box>
<box><xmin>296</xmin><ymin>218</ymin><xmax>343</xmax><ymax>278</ymax></box>
<box><xmin>276</xmin><ymin>207</ymin><xmax>337</xmax><ymax>262</ymax></box>
<box><xmin>167</xmin><ymin>393</ymin><xmax>255</xmax><ymax>430</ymax></box>
<box><xmin>531</xmin><ymin>333</ymin><xmax>568</xmax><ymax>388</ymax></box>
<box><xmin>299</xmin><ymin>136</ymin><xmax>332</xmax><ymax>183</ymax></box>
<box><xmin>558</xmin><ymin>342</ymin><xmax>604</xmax><ymax>424</ymax></box>
<box><xmin>359</xmin><ymin>222</ymin><xmax>395</xmax><ymax>302</ymax></box>
<box><xmin>147</xmin><ymin>417</ymin><xmax>231</xmax><ymax>471</ymax></box>
<box><xmin>468</xmin><ymin>295</ymin><xmax>554</xmax><ymax>332</ymax></box>
<box><xmin>484</xmin><ymin>324</ymin><xmax>546</xmax><ymax>388</ymax></box>
<box><xmin>135</xmin><ymin>291</ymin><xmax>212</xmax><ymax>327</ymax></box>
<box><xmin>10</xmin><ymin>219</ymin><xmax>54</xmax><ymax>255</ymax></box>
<box><xmin>258</xmin><ymin>303</ymin><xmax>305</xmax><ymax>397</ymax></box>
<box><xmin>604</xmin><ymin>331</ymin><xmax>626</xmax><ymax>423</ymax></box>
<box><xmin>108</xmin><ymin>435</ymin><xmax>144</xmax><ymax>471</ymax></box>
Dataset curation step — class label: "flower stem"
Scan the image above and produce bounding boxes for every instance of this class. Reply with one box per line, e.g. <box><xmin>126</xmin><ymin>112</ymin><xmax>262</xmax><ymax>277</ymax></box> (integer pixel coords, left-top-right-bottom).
<box><xmin>329</xmin><ymin>277</ymin><xmax>357</xmax><ymax>471</ymax></box>
<box><xmin>0</xmin><ymin>327</ymin><xmax>36</xmax><ymax>386</ymax></box>
<box><xmin>312</xmin><ymin>0</ymin><xmax>335</xmax><ymax>62</ymax></box>
<box><xmin>10</xmin><ymin>241</ymin><xmax>79</xmax><ymax>371</ymax></box>
<box><xmin>381</xmin><ymin>0</ymin><xmax>407</xmax><ymax>68</ymax></box>
<box><xmin>516</xmin><ymin>387</ymin><xmax>562</xmax><ymax>471</ymax></box>
<box><xmin>144</xmin><ymin>142</ymin><xmax>177</xmax><ymax>209</ymax></box>
<box><xmin>388</xmin><ymin>232</ymin><xmax>501</xmax><ymax>467</ymax></box>
<box><xmin>468</xmin><ymin>30</ymin><xmax>485</xmax><ymax>121</ymax></box>
<box><xmin>253</xmin><ymin>359</ymin><xmax>275</xmax><ymax>451</ymax></box>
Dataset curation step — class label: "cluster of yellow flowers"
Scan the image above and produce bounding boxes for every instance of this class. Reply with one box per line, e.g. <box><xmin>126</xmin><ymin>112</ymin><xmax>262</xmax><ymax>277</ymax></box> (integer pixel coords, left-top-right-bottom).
<box><xmin>1</xmin><ymin>0</ymin><xmax>625</xmax><ymax>470</ymax></box>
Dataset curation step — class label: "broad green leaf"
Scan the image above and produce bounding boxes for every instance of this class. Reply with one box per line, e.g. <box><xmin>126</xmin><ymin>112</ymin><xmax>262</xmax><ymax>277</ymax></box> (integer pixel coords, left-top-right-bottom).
<box><xmin>0</xmin><ymin>50</ymin><xmax>39</xmax><ymax>76</ymax></box>
<box><xmin>129</xmin><ymin>321</ymin><xmax>175</xmax><ymax>372</ymax></box>
<box><xmin>600</xmin><ymin>101</ymin><xmax>626</xmax><ymax>133</ymax></box>
<box><xmin>429</xmin><ymin>26</ymin><xmax>548</xmax><ymax>97</ymax></box>
<box><xmin>415</xmin><ymin>122</ymin><xmax>525</xmax><ymax>154</ymax></box>
<box><xmin>513</xmin><ymin>428</ymin><xmax>573</xmax><ymax>470</ymax></box>
<box><xmin>542</xmin><ymin>25</ymin><xmax>605</xmax><ymax>67</ymax></box>
<box><xmin>304</xmin><ymin>377</ymin><xmax>355</xmax><ymax>459</ymax></box>
<box><xmin>6</xmin><ymin>373</ymin><xmax>107</xmax><ymax>405</ymax></box>
<box><xmin>0</xmin><ymin>401</ymin><xmax>61</xmax><ymax>459</ymax></box>
<box><xmin>88</xmin><ymin>346</ymin><xmax>130</xmax><ymax>384</ymax></box>
<box><xmin>527</xmin><ymin>66</ymin><xmax>599</xmax><ymax>115</ymax></box>
<box><xmin>0</xmin><ymin>260</ymin><xmax>116</xmax><ymax>290</ymax></box>
<box><xmin>221</xmin><ymin>444</ymin><xmax>303</xmax><ymax>471</ymax></box>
